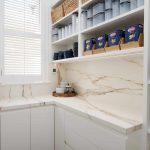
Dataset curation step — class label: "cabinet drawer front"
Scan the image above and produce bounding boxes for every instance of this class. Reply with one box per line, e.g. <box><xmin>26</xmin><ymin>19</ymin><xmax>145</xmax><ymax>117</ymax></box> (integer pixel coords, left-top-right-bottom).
<box><xmin>65</xmin><ymin>126</ymin><xmax>100</xmax><ymax>150</ymax></box>
<box><xmin>65</xmin><ymin>110</ymin><xmax>126</xmax><ymax>150</ymax></box>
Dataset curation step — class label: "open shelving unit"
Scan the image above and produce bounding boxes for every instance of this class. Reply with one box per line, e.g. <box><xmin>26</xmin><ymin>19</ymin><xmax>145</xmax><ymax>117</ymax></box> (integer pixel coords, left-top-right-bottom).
<box><xmin>51</xmin><ymin>0</ymin><xmax>144</xmax><ymax>63</ymax></box>
<box><xmin>52</xmin><ymin>47</ymin><xmax>144</xmax><ymax>63</ymax></box>
<box><xmin>50</xmin><ymin>1</ymin><xmax>150</xmax><ymax>149</ymax></box>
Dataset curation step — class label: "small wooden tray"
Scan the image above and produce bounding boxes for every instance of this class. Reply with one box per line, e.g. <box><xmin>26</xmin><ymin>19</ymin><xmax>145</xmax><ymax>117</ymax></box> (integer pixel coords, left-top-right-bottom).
<box><xmin>52</xmin><ymin>91</ymin><xmax>77</xmax><ymax>97</ymax></box>
<box><xmin>93</xmin><ymin>48</ymin><xmax>105</xmax><ymax>54</ymax></box>
<box><xmin>83</xmin><ymin>50</ymin><xmax>93</xmax><ymax>56</ymax></box>
<box><xmin>105</xmin><ymin>39</ymin><xmax>123</xmax><ymax>52</ymax></box>
<box><xmin>120</xmin><ymin>33</ymin><xmax>144</xmax><ymax>50</ymax></box>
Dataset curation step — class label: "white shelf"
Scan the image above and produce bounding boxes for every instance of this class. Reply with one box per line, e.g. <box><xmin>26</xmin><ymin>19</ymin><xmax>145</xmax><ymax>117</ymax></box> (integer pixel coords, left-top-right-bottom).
<box><xmin>81</xmin><ymin>6</ymin><xmax>144</xmax><ymax>34</ymax></box>
<box><xmin>52</xmin><ymin>33</ymin><xmax>78</xmax><ymax>46</ymax></box>
<box><xmin>81</xmin><ymin>0</ymin><xmax>104</xmax><ymax>9</ymax></box>
<box><xmin>52</xmin><ymin>47</ymin><xmax>144</xmax><ymax>64</ymax></box>
<box><xmin>52</xmin><ymin>8</ymin><xmax>78</xmax><ymax>27</ymax></box>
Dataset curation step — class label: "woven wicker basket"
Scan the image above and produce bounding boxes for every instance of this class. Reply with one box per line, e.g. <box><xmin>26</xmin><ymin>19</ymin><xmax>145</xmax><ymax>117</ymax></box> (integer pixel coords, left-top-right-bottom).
<box><xmin>63</xmin><ymin>0</ymin><xmax>79</xmax><ymax>15</ymax></box>
<box><xmin>51</xmin><ymin>4</ymin><xmax>64</xmax><ymax>23</ymax></box>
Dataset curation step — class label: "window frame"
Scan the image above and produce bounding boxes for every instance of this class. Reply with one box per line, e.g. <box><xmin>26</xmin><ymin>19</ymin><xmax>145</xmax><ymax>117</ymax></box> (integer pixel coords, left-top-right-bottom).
<box><xmin>0</xmin><ymin>0</ymin><xmax>49</xmax><ymax>84</ymax></box>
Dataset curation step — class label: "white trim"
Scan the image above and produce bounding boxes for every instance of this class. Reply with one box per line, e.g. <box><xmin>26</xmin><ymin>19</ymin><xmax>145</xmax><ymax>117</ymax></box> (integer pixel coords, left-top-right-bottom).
<box><xmin>0</xmin><ymin>0</ymin><xmax>49</xmax><ymax>84</ymax></box>
<box><xmin>143</xmin><ymin>0</ymin><xmax>150</xmax><ymax>150</ymax></box>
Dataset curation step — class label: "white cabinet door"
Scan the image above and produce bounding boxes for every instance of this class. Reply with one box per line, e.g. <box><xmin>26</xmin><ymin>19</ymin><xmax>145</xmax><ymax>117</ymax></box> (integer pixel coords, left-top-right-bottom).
<box><xmin>31</xmin><ymin>106</ymin><xmax>54</xmax><ymax>150</ymax></box>
<box><xmin>1</xmin><ymin>109</ymin><xmax>30</xmax><ymax>150</ymax></box>
<box><xmin>64</xmin><ymin>110</ymin><xmax>126</xmax><ymax>150</ymax></box>
<box><xmin>55</xmin><ymin>107</ymin><xmax>65</xmax><ymax>150</ymax></box>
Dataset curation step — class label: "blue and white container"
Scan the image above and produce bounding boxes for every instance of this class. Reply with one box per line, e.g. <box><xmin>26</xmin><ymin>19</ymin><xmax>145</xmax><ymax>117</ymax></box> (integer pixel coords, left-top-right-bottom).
<box><xmin>84</xmin><ymin>38</ymin><xmax>96</xmax><ymax>51</ymax></box>
<box><xmin>93</xmin><ymin>2</ymin><xmax>105</xmax><ymax>16</ymax></box>
<box><xmin>108</xmin><ymin>30</ymin><xmax>125</xmax><ymax>46</ymax></box>
<box><xmin>93</xmin><ymin>13</ymin><xmax>105</xmax><ymax>25</ymax></box>
<box><xmin>137</xmin><ymin>0</ymin><xmax>144</xmax><ymax>7</ymax></box>
<box><xmin>125</xmin><ymin>24</ymin><xmax>143</xmax><ymax>43</ymax></box>
<box><xmin>112</xmin><ymin>0</ymin><xmax>120</xmax><ymax>17</ymax></box>
<box><xmin>81</xmin><ymin>10</ymin><xmax>87</xmax><ymax>29</ymax></box>
<box><xmin>96</xmin><ymin>34</ymin><xmax>108</xmax><ymax>49</ymax></box>
<box><xmin>105</xmin><ymin>9</ymin><xmax>112</xmax><ymax>21</ymax></box>
<box><xmin>87</xmin><ymin>7</ymin><xmax>93</xmax><ymax>18</ymax></box>
<box><xmin>105</xmin><ymin>0</ymin><xmax>112</xmax><ymax>9</ymax></box>
<box><xmin>87</xmin><ymin>17</ymin><xmax>93</xmax><ymax>28</ymax></box>
<box><xmin>131</xmin><ymin>0</ymin><xmax>137</xmax><ymax>10</ymax></box>
<box><xmin>120</xmin><ymin>0</ymin><xmax>130</xmax><ymax>14</ymax></box>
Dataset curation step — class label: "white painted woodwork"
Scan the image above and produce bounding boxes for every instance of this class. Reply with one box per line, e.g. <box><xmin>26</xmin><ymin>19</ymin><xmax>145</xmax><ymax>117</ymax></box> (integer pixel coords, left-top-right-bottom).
<box><xmin>55</xmin><ymin>106</ymin><xmax>65</xmax><ymax>150</ymax></box>
<box><xmin>1</xmin><ymin>109</ymin><xmax>30</xmax><ymax>150</ymax></box>
<box><xmin>31</xmin><ymin>106</ymin><xmax>54</xmax><ymax>150</ymax></box>
<box><xmin>55</xmin><ymin>106</ymin><xmax>142</xmax><ymax>150</ymax></box>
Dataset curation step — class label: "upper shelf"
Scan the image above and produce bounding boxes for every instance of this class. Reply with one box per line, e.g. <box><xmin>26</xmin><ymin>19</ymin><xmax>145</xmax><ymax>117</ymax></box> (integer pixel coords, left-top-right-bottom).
<box><xmin>81</xmin><ymin>0</ymin><xmax>103</xmax><ymax>9</ymax></box>
<box><xmin>81</xmin><ymin>6</ymin><xmax>144</xmax><ymax>35</ymax></box>
<box><xmin>52</xmin><ymin>8</ymin><xmax>79</xmax><ymax>27</ymax></box>
<box><xmin>52</xmin><ymin>47</ymin><xmax>144</xmax><ymax>64</ymax></box>
<box><xmin>52</xmin><ymin>33</ymin><xmax>78</xmax><ymax>46</ymax></box>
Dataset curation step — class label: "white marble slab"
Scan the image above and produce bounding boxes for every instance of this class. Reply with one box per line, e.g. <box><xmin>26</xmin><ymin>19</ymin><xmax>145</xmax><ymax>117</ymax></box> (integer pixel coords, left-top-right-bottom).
<box><xmin>0</xmin><ymin>95</ymin><xmax>142</xmax><ymax>135</ymax></box>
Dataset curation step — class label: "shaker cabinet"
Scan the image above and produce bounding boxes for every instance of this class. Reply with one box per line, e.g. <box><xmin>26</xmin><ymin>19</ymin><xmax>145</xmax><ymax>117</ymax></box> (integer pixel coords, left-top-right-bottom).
<box><xmin>55</xmin><ymin>106</ymin><xmax>142</xmax><ymax>150</ymax></box>
<box><xmin>0</xmin><ymin>106</ymin><xmax>54</xmax><ymax>150</ymax></box>
<box><xmin>1</xmin><ymin>109</ymin><xmax>30</xmax><ymax>150</ymax></box>
<box><xmin>31</xmin><ymin>106</ymin><xmax>54</xmax><ymax>150</ymax></box>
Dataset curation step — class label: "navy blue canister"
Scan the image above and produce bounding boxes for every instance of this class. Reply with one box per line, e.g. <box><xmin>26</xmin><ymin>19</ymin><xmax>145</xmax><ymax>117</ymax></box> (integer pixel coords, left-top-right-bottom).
<box><xmin>58</xmin><ymin>51</ymin><xmax>64</xmax><ymax>60</ymax></box>
<box><xmin>53</xmin><ymin>52</ymin><xmax>59</xmax><ymax>60</ymax></box>
<box><xmin>73</xmin><ymin>42</ymin><xmax>78</xmax><ymax>57</ymax></box>
<box><xmin>125</xmin><ymin>24</ymin><xmax>143</xmax><ymax>43</ymax></box>
<box><xmin>96</xmin><ymin>34</ymin><xmax>108</xmax><ymax>49</ymax></box>
<box><xmin>64</xmin><ymin>49</ymin><xmax>74</xmax><ymax>59</ymax></box>
<box><xmin>108</xmin><ymin>30</ymin><xmax>125</xmax><ymax>46</ymax></box>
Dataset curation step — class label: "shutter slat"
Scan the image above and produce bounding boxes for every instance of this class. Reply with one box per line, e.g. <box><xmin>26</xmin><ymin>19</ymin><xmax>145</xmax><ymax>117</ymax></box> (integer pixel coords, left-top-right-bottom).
<box><xmin>4</xmin><ymin>0</ymin><xmax>41</xmax><ymax>76</ymax></box>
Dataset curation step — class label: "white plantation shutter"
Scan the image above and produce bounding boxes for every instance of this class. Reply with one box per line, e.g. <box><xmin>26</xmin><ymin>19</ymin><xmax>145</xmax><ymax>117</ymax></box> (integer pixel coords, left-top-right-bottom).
<box><xmin>3</xmin><ymin>0</ymin><xmax>42</xmax><ymax>81</ymax></box>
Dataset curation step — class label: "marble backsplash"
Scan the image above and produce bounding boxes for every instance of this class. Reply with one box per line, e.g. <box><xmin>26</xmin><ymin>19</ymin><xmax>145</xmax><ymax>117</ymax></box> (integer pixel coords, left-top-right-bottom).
<box><xmin>0</xmin><ymin>83</ymin><xmax>51</xmax><ymax>100</ymax></box>
<box><xmin>62</xmin><ymin>55</ymin><xmax>144</xmax><ymax>122</ymax></box>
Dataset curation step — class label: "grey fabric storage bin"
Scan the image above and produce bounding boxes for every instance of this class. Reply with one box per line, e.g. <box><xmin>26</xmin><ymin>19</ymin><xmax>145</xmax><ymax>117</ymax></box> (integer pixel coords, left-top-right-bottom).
<box><xmin>105</xmin><ymin>0</ymin><xmax>112</xmax><ymax>9</ymax></box>
<box><xmin>112</xmin><ymin>0</ymin><xmax>120</xmax><ymax>17</ymax></box>
<box><xmin>131</xmin><ymin>0</ymin><xmax>137</xmax><ymax>10</ymax></box>
<box><xmin>105</xmin><ymin>9</ymin><xmax>112</xmax><ymax>21</ymax></box>
<box><xmin>93</xmin><ymin>2</ymin><xmax>105</xmax><ymax>16</ymax></box>
<box><xmin>120</xmin><ymin>1</ymin><xmax>130</xmax><ymax>14</ymax></box>
<box><xmin>137</xmin><ymin>0</ymin><xmax>144</xmax><ymax>7</ymax></box>
<box><xmin>87</xmin><ymin>8</ymin><xmax>93</xmax><ymax>18</ymax></box>
<box><xmin>93</xmin><ymin>13</ymin><xmax>105</xmax><ymax>25</ymax></box>
<box><xmin>87</xmin><ymin>18</ymin><xmax>93</xmax><ymax>28</ymax></box>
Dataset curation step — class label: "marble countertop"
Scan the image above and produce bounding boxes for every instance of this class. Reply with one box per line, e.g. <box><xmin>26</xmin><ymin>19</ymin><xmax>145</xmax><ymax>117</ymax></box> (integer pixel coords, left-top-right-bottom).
<box><xmin>0</xmin><ymin>95</ymin><xmax>142</xmax><ymax>135</ymax></box>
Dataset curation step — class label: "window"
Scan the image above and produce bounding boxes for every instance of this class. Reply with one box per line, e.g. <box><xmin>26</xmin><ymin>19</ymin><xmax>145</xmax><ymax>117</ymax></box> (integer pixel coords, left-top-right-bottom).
<box><xmin>0</xmin><ymin>0</ymin><xmax>46</xmax><ymax>83</ymax></box>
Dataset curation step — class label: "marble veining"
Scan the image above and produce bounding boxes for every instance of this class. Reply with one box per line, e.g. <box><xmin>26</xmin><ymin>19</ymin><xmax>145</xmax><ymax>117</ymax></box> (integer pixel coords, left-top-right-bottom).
<box><xmin>62</xmin><ymin>55</ymin><xmax>144</xmax><ymax>122</ymax></box>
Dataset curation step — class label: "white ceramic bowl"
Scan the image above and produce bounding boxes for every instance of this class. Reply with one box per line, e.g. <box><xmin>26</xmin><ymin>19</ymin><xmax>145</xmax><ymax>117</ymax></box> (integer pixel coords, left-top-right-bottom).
<box><xmin>56</xmin><ymin>87</ymin><xmax>66</xmax><ymax>94</ymax></box>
